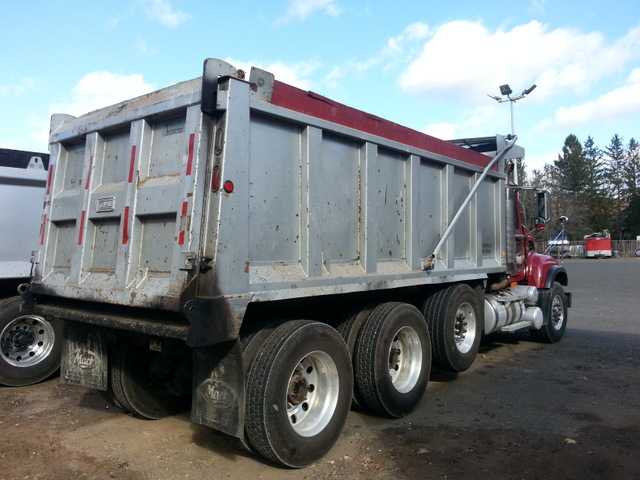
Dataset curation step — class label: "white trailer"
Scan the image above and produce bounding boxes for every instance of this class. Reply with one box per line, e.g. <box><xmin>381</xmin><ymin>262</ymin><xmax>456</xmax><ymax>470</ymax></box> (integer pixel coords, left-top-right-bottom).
<box><xmin>22</xmin><ymin>59</ymin><xmax>570</xmax><ymax>467</ymax></box>
<box><xmin>0</xmin><ymin>149</ymin><xmax>62</xmax><ymax>386</ymax></box>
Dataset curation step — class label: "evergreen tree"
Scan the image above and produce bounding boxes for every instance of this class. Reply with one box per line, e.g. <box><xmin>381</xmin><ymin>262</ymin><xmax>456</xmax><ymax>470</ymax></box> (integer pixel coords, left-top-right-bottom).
<box><xmin>550</xmin><ymin>134</ymin><xmax>592</xmax><ymax>238</ymax></box>
<box><xmin>622</xmin><ymin>194</ymin><xmax>640</xmax><ymax>237</ymax></box>
<box><xmin>624</xmin><ymin>138</ymin><xmax>640</xmax><ymax>197</ymax></box>
<box><xmin>582</xmin><ymin>136</ymin><xmax>613</xmax><ymax>232</ymax></box>
<box><xmin>622</xmin><ymin>138</ymin><xmax>640</xmax><ymax>237</ymax></box>
<box><xmin>553</xmin><ymin>134</ymin><xmax>590</xmax><ymax>194</ymax></box>
<box><xmin>604</xmin><ymin>134</ymin><xmax>626</xmax><ymax>237</ymax></box>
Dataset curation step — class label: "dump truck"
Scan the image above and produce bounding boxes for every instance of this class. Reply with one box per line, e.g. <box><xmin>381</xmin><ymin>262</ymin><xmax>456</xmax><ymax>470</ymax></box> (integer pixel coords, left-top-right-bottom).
<box><xmin>21</xmin><ymin>59</ymin><xmax>570</xmax><ymax>467</ymax></box>
<box><xmin>0</xmin><ymin>148</ymin><xmax>62</xmax><ymax>386</ymax></box>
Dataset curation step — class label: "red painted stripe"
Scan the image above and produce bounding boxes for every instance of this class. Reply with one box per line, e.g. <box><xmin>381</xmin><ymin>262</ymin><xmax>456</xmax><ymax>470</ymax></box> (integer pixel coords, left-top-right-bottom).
<box><xmin>39</xmin><ymin>214</ymin><xmax>47</xmax><ymax>245</ymax></box>
<box><xmin>85</xmin><ymin>156</ymin><xmax>93</xmax><ymax>189</ymax></box>
<box><xmin>46</xmin><ymin>164</ymin><xmax>54</xmax><ymax>195</ymax></box>
<box><xmin>78</xmin><ymin>210</ymin><xmax>86</xmax><ymax>245</ymax></box>
<box><xmin>186</xmin><ymin>133</ymin><xmax>195</xmax><ymax>176</ymax></box>
<box><xmin>128</xmin><ymin>145</ymin><xmax>137</xmax><ymax>183</ymax></box>
<box><xmin>122</xmin><ymin>206</ymin><xmax>130</xmax><ymax>244</ymax></box>
<box><xmin>270</xmin><ymin>81</ymin><xmax>491</xmax><ymax>168</ymax></box>
<box><xmin>178</xmin><ymin>201</ymin><xmax>189</xmax><ymax>245</ymax></box>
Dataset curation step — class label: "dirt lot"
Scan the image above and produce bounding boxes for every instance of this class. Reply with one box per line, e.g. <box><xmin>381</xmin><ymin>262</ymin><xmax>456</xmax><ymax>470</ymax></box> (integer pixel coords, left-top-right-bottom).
<box><xmin>1</xmin><ymin>258</ymin><xmax>639</xmax><ymax>480</ymax></box>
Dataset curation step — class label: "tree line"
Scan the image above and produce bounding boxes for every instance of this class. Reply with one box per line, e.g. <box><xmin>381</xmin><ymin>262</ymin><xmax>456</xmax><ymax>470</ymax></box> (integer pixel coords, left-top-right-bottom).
<box><xmin>523</xmin><ymin>134</ymin><xmax>640</xmax><ymax>242</ymax></box>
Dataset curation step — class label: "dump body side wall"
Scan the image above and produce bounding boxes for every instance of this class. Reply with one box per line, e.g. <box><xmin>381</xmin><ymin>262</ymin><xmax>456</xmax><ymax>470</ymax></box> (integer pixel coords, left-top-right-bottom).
<box><xmin>241</xmin><ymin>87</ymin><xmax>506</xmax><ymax>302</ymax></box>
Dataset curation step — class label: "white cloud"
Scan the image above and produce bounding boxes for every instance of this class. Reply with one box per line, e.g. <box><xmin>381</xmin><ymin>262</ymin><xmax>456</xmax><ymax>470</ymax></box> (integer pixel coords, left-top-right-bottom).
<box><xmin>423</xmin><ymin>104</ymin><xmax>505</xmax><ymax>141</ymax></box>
<box><xmin>135</xmin><ymin>34</ymin><xmax>154</xmax><ymax>55</ymax></box>
<box><xmin>25</xmin><ymin>72</ymin><xmax>156</xmax><ymax>148</ymax></box>
<box><xmin>424</xmin><ymin>122</ymin><xmax>458</xmax><ymax>140</ymax></box>
<box><xmin>142</xmin><ymin>0</ymin><xmax>190</xmax><ymax>28</ymax></box>
<box><xmin>384</xmin><ymin>22</ymin><xmax>431</xmax><ymax>56</ymax></box>
<box><xmin>51</xmin><ymin>72</ymin><xmax>155</xmax><ymax>117</ymax></box>
<box><xmin>276</xmin><ymin>0</ymin><xmax>343</xmax><ymax>25</ymax></box>
<box><xmin>311</xmin><ymin>22</ymin><xmax>432</xmax><ymax>95</ymax></box>
<box><xmin>535</xmin><ymin>68</ymin><xmax>640</xmax><ymax>132</ymax></box>
<box><xmin>0</xmin><ymin>78</ymin><xmax>39</xmax><ymax>96</ymax></box>
<box><xmin>399</xmin><ymin>21</ymin><xmax>640</xmax><ymax>105</ymax></box>
<box><xmin>525</xmin><ymin>150</ymin><xmax>558</xmax><ymax>172</ymax></box>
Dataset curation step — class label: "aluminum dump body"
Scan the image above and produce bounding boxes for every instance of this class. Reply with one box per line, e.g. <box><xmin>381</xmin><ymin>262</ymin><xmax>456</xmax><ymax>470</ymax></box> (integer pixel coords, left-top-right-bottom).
<box><xmin>0</xmin><ymin>149</ymin><xmax>49</xmax><ymax>281</ymax></box>
<box><xmin>31</xmin><ymin>60</ymin><xmax>509</xmax><ymax>343</ymax></box>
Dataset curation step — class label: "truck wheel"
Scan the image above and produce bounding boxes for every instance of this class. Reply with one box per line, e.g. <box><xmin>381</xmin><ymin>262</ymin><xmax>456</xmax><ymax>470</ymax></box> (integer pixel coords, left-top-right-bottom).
<box><xmin>245</xmin><ymin>320</ymin><xmax>352</xmax><ymax>468</ymax></box>
<box><xmin>235</xmin><ymin>319</ymin><xmax>287</xmax><ymax>452</ymax></box>
<box><xmin>422</xmin><ymin>284</ymin><xmax>482</xmax><ymax>372</ymax></box>
<box><xmin>109</xmin><ymin>344</ymin><xmax>191</xmax><ymax>419</ymax></box>
<box><xmin>353</xmin><ymin>302</ymin><xmax>431</xmax><ymax>418</ymax></box>
<box><xmin>335</xmin><ymin>305</ymin><xmax>376</xmax><ymax>408</ymax></box>
<box><xmin>530</xmin><ymin>282</ymin><xmax>568</xmax><ymax>343</ymax></box>
<box><xmin>0</xmin><ymin>296</ymin><xmax>62</xmax><ymax>387</ymax></box>
<box><xmin>99</xmin><ymin>378</ymin><xmax>126</xmax><ymax>411</ymax></box>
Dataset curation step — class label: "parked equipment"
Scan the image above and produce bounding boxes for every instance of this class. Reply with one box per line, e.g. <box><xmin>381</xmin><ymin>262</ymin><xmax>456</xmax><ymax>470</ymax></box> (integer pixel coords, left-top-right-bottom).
<box><xmin>21</xmin><ymin>59</ymin><xmax>570</xmax><ymax>466</ymax></box>
<box><xmin>0</xmin><ymin>148</ymin><xmax>62</xmax><ymax>386</ymax></box>
<box><xmin>584</xmin><ymin>230</ymin><xmax>612</xmax><ymax>258</ymax></box>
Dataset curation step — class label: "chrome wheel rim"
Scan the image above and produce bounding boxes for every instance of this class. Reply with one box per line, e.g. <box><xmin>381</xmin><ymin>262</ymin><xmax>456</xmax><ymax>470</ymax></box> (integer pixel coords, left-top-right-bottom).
<box><xmin>550</xmin><ymin>295</ymin><xmax>565</xmax><ymax>331</ymax></box>
<box><xmin>454</xmin><ymin>302</ymin><xmax>476</xmax><ymax>354</ymax></box>
<box><xmin>388</xmin><ymin>326</ymin><xmax>422</xmax><ymax>393</ymax></box>
<box><xmin>287</xmin><ymin>351</ymin><xmax>339</xmax><ymax>437</ymax></box>
<box><xmin>1</xmin><ymin>315</ymin><xmax>55</xmax><ymax>367</ymax></box>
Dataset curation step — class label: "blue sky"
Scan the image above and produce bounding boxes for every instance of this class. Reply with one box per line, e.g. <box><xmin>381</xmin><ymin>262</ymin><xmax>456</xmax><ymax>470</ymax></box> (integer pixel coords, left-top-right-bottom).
<box><xmin>2</xmin><ymin>0</ymin><xmax>639</xmax><ymax>171</ymax></box>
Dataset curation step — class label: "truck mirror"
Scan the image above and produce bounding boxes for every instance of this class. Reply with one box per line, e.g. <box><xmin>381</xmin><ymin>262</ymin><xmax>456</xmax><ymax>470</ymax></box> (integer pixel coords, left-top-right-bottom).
<box><xmin>534</xmin><ymin>217</ymin><xmax>546</xmax><ymax>231</ymax></box>
<box><xmin>537</xmin><ymin>191</ymin><xmax>550</xmax><ymax>223</ymax></box>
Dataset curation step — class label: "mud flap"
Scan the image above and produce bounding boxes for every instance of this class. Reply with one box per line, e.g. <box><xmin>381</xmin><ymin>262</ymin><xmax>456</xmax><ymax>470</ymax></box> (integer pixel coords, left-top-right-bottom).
<box><xmin>61</xmin><ymin>323</ymin><xmax>108</xmax><ymax>390</ymax></box>
<box><xmin>191</xmin><ymin>340</ymin><xmax>244</xmax><ymax>438</ymax></box>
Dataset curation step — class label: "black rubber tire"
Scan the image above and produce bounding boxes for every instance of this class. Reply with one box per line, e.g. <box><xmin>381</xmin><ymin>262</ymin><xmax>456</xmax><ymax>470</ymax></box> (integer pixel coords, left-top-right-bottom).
<box><xmin>109</xmin><ymin>344</ymin><xmax>191</xmax><ymax>419</ymax></box>
<box><xmin>98</xmin><ymin>382</ymin><xmax>126</xmax><ymax>411</ymax></box>
<box><xmin>235</xmin><ymin>319</ymin><xmax>287</xmax><ymax>452</ymax></box>
<box><xmin>109</xmin><ymin>346</ymin><xmax>136</xmax><ymax>414</ymax></box>
<box><xmin>422</xmin><ymin>284</ymin><xmax>482</xmax><ymax>372</ymax></box>
<box><xmin>353</xmin><ymin>302</ymin><xmax>431</xmax><ymax>418</ymax></box>
<box><xmin>245</xmin><ymin>320</ymin><xmax>353</xmax><ymax>468</ymax></box>
<box><xmin>0</xmin><ymin>296</ymin><xmax>62</xmax><ymax>387</ymax></box>
<box><xmin>530</xmin><ymin>282</ymin><xmax>568</xmax><ymax>343</ymax></box>
<box><xmin>240</xmin><ymin>319</ymin><xmax>287</xmax><ymax>373</ymax></box>
<box><xmin>334</xmin><ymin>305</ymin><xmax>376</xmax><ymax>407</ymax></box>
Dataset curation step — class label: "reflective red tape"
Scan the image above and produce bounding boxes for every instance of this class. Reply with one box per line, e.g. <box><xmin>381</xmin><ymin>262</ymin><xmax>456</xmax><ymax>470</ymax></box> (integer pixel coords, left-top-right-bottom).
<box><xmin>128</xmin><ymin>145</ymin><xmax>137</xmax><ymax>183</ymax></box>
<box><xmin>178</xmin><ymin>201</ymin><xmax>189</xmax><ymax>245</ymax></box>
<box><xmin>39</xmin><ymin>214</ymin><xmax>47</xmax><ymax>245</ymax></box>
<box><xmin>85</xmin><ymin>156</ymin><xmax>93</xmax><ymax>189</ymax></box>
<box><xmin>46</xmin><ymin>164</ymin><xmax>54</xmax><ymax>195</ymax></box>
<box><xmin>78</xmin><ymin>210</ymin><xmax>86</xmax><ymax>245</ymax></box>
<box><xmin>122</xmin><ymin>206</ymin><xmax>130</xmax><ymax>244</ymax></box>
<box><xmin>186</xmin><ymin>133</ymin><xmax>195</xmax><ymax>176</ymax></box>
